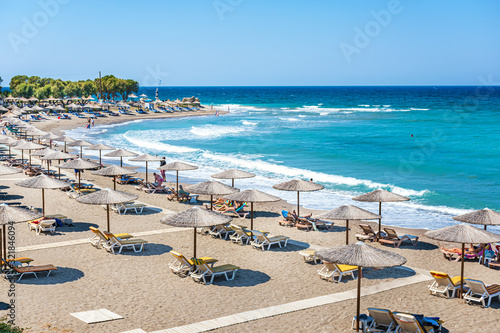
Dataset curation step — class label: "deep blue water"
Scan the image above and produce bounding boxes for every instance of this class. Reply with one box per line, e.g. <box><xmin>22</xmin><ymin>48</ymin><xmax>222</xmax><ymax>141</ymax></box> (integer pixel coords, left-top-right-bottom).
<box><xmin>68</xmin><ymin>86</ymin><xmax>500</xmax><ymax>230</ymax></box>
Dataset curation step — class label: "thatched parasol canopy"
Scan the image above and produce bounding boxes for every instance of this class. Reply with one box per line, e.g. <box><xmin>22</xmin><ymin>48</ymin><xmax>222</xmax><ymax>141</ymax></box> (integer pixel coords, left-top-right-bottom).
<box><xmin>30</xmin><ymin>148</ymin><xmax>57</xmax><ymax>157</ymax></box>
<box><xmin>159</xmin><ymin>161</ymin><xmax>198</xmax><ymax>195</ymax></box>
<box><xmin>0</xmin><ymin>205</ymin><xmax>43</xmax><ymax>258</ymax></box>
<box><xmin>41</xmin><ymin>132</ymin><xmax>60</xmax><ymax>141</ymax></box>
<box><xmin>58</xmin><ymin>158</ymin><xmax>100</xmax><ymax>170</ymax></box>
<box><xmin>161</xmin><ymin>206</ymin><xmax>232</xmax><ymax>257</ymax></box>
<box><xmin>69</xmin><ymin>139</ymin><xmax>92</xmax><ymax>158</ymax></box>
<box><xmin>224</xmin><ymin>189</ymin><xmax>280</xmax><ymax>231</ymax></box>
<box><xmin>92</xmin><ymin>165</ymin><xmax>137</xmax><ymax>190</ymax></box>
<box><xmin>16</xmin><ymin>174</ymin><xmax>70</xmax><ymax>216</ymax></box>
<box><xmin>453</xmin><ymin>208</ymin><xmax>500</xmax><ymax>230</ymax></box>
<box><xmin>87</xmin><ymin>143</ymin><xmax>114</xmax><ymax>165</ymax></box>
<box><xmin>104</xmin><ymin>148</ymin><xmax>138</xmax><ymax>167</ymax></box>
<box><xmin>0</xmin><ymin>165</ymin><xmax>21</xmax><ymax>176</ymax></box>
<box><xmin>186</xmin><ymin>180</ymin><xmax>239</xmax><ymax>196</ymax></box>
<box><xmin>76</xmin><ymin>188</ymin><xmax>138</xmax><ymax>232</ymax></box>
<box><xmin>211</xmin><ymin>169</ymin><xmax>256</xmax><ymax>187</ymax></box>
<box><xmin>353</xmin><ymin>189</ymin><xmax>410</xmax><ymax>240</ymax></box>
<box><xmin>425</xmin><ymin>223</ymin><xmax>500</xmax><ymax>300</ymax></box>
<box><xmin>316</xmin><ymin>241</ymin><xmax>406</xmax><ymax>332</ymax></box>
<box><xmin>316</xmin><ymin>205</ymin><xmax>381</xmax><ymax>245</ymax></box>
<box><xmin>129</xmin><ymin>153</ymin><xmax>162</xmax><ymax>182</ymax></box>
<box><xmin>40</xmin><ymin>151</ymin><xmax>76</xmax><ymax>160</ymax></box>
<box><xmin>272</xmin><ymin>179</ymin><xmax>324</xmax><ymax>216</ymax></box>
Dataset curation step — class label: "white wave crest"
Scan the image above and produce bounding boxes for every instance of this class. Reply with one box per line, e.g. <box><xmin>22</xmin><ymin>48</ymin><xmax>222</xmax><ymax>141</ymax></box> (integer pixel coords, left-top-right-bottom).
<box><xmin>189</xmin><ymin>124</ymin><xmax>247</xmax><ymax>138</ymax></box>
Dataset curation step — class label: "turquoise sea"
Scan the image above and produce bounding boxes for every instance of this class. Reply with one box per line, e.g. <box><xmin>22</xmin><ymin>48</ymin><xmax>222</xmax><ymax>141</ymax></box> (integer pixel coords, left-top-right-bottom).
<box><xmin>67</xmin><ymin>86</ymin><xmax>500</xmax><ymax>231</ymax></box>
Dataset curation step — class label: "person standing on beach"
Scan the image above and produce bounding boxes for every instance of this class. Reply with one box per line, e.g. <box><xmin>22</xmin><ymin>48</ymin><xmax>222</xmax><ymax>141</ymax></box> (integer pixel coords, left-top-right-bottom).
<box><xmin>160</xmin><ymin>156</ymin><xmax>166</xmax><ymax>180</ymax></box>
<box><xmin>91</xmin><ymin>118</ymin><xmax>95</xmax><ymax>127</ymax></box>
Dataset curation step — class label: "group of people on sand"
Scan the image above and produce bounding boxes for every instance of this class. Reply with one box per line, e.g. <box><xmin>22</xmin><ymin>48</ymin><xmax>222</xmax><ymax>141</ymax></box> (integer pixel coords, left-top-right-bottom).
<box><xmin>442</xmin><ymin>243</ymin><xmax>495</xmax><ymax>256</ymax></box>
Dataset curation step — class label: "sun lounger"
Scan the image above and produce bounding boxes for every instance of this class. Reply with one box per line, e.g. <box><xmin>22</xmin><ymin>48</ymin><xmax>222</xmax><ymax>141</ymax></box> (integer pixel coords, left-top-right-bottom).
<box><xmin>116</xmin><ymin>176</ymin><xmax>142</xmax><ymax>184</ymax></box>
<box><xmin>28</xmin><ymin>218</ymin><xmax>56</xmax><ymax>235</ymax></box>
<box><xmin>2</xmin><ymin>258</ymin><xmax>57</xmax><ymax>281</ymax></box>
<box><xmin>378</xmin><ymin>228</ymin><xmax>418</xmax><ymax>248</ymax></box>
<box><xmin>428</xmin><ymin>271</ymin><xmax>466</xmax><ymax>299</ymax></box>
<box><xmin>112</xmin><ymin>202</ymin><xmax>146</xmax><ymax>215</ymax></box>
<box><xmin>250</xmin><ymin>230</ymin><xmax>289</xmax><ymax>251</ymax></box>
<box><xmin>365</xmin><ymin>308</ymin><xmax>397</xmax><ymax>333</ymax></box>
<box><xmin>356</xmin><ymin>224</ymin><xmax>378</xmax><ymax>242</ymax></box>
<box><xmin>1</xmin><ymin>257</ymin><xmax>33</xmax><ymax>270</ymax></box>
<box><xmin>168</xmin><ymin>250</ymin><xmax>217</xmax><ymax>276</ymax></box>
<box><xmin>278</xmin><ymin>210</ymin><xmax>296</xmax><ymax>227</ymax></box>
<box><xmin>299</xmin><ymin>250</ymin><xmax>321</xmax><ymax>264</ymax></box>
<box><xmin>463</xmin><ymin>279</ymin><xmax>500</xmax><ymax>307</ymax></box>
<box><xmin>229</xmin><ymin>224</ymin><xmax>252</xmax><ymax>245</ymax></box>
<box><xmin>393</xmin><ymin>312</ymin><xmax>443</xmax><ymax>333</ymax></box>
<box><xmin>209</xmin><ymin>224</ymin><xmax>234</xmax><ymax>240</ymax></box>
<box><xmin>190</xmin><ymin>258</ymin><xmax>239</xmax><ymax>285</ymax></box>
<box><xmin>318</xmin><ymin>262</ymin><xmax>357</xmax><ymax>282</ymax></box>
<box><xmin>102</xmin><ymin>231</ymin><xmax>147</xmax><ymax>254</ymax></box>
<box><xmin>88</xmin><ymin>227</ymin><xmax>132</xmax><ymax>248</ymax></box>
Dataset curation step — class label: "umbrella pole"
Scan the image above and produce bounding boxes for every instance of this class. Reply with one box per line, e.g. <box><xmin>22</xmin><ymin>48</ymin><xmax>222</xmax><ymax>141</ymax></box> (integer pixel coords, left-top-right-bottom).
<box><xmin>114</xmin><ymin>176</ymin><xmax>116</xmax><ymax>190</ymax></box>
<box><xmin>297</xmin><ymin>191</ymin><xmax>300</xmax><ymax>217</ymax></box>
<box><xmin>29</xmin><ymin>149</ymin><xmax>32</xmax><ymax>166</ymax></box>
<box><xmin>107</xmin><ymin>204</ymin><xmax>110</xmax><ymax>232</ymax></box>
<box><xmin>80</xmin><ymin>146</ymin><xmax>83</xmax><ymax>158</ymax></box>
<box><xmin>64</xmin><ymin>142</ymin><xmax>67</xmax><ymax>152</ymax></box>
<box><xmin>8</xmin><ymin>146</ymin><xmax>11</xmax><ymax>160</ymax></box>
<box><xmin>176</xmin><ymin>171</ymin><xmax>179</xmax><ymax>200</ymax></box>
<box><xmin>120</xmin><ymin>156</ymin><xmax>123</xmax><ymax>167</ymax></box>
<box><xmin>0</xmin><ymin>227</ymin><xmax>3</xmax><ymax>259</ymax></box>
<box><xmin>79</xmin><ymin>171</ymin><xmax>81</xmax><ymax>188</ymax></box>
<box><xmin>22</xmin><ymin>150</ymin><xmax>24</xmax><ymax>165</ymax></box>
<box><xmin>99</xmin><ymin>150</ymin><xmax>102</xmax><ymax>166</ymax></box>
<box><xmin>356</xmin><ymin>266</ymin><xmax>362</xmax><ymax>332</ymax></box>
<box><xmin>484</xmin><ymin>225</ymin><xmax>487</xmax><ymax>230</ymax></box>
<box><xmin>378</xmin><ymin>202</ymin><xmax>382</xmax><ymax>241</ymax></box>
<box><xmin>250</xmin><ymin>202</ymin><xmax>254</xmax><ymax>240</ymax></box>
<box><xmin>346</xmin><ymin>219</ymin><xmax>349</xmax><ymax>245</ymax></box>
<box><xmin>58</xmin><ymin>160</ymin><xmax>61</xmax><ymax>180</ymax></box>
<box><xmin>2</xmin><ymin>225</ymin><xmax>6</xmax><ymax>260</ymax></box>
<box><xmin>460</xmin><ymin>243</ymin><xmax>465</xmax><ymax>299</ymax></box>
<box><xmin>232</xmin><ymin>178</ymin><xmax>234</xmax><ymax>187</ymax></box>
<box><xmin>42</xmin><ymin>188</ymin><xmax>45</xmax><ymax>217</ymax></box>
<box><xmin>193</xmin><ymin>227</ymin><xmax>197</xmax><ymax>258</ymax></box>
<box><xmin>145</xmin><ymin>161</ymin><xmax>148</xmax><ymax>183</ymax></box>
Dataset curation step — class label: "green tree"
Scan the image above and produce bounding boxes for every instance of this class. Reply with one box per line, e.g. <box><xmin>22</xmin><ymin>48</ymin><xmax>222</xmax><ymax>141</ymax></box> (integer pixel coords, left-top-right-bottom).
<box><xmin>81</xmin><ymin>80</ymin><xmax>97</xmax><ymax>97</ymax></box>
<box><xmin>63</xmin><ymin>82</ymin><xmax>81</xmax><ymax>98</ymax></box>
<box><xmin>0</xmin><ymin>76</ymin><xmax>3</xmax><ymax>91</ymax></box>
<box><xmin>14</xmin><ymin>82</ymin><xmax>35</xmax><ymax>97</ymax></box>
<box><xmin>117</xmin><ymin>79</ymin><xmax>139</xmax><ymax>100</ymax></box>
<box><xmin>9</xmin><ymin>75</ymin><xmax>29</xmax><ymax>92</ymax></box>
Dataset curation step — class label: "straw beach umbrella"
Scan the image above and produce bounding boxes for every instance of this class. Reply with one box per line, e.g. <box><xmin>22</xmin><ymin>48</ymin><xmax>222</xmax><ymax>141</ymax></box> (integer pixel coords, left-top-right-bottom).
<box><xmin>69</xmin><ymin>139</ymin><xmax>92</xmax><ymax>158</ymax></box>
<box><xmin>273</xmin><ymin>179</ymin><xmax>324</xmax><ymax>216</ymax></box>
<box><xmin>353</xmin><ymin>189</ymin><xmax>410</xmax><ymax>240</ymax></box>
<box><xmin>76</xmin><ymin>188</ymin><xmax>138</xmax><ymax>232</ymax></box>
<box><xmin>104</xmin><ymin>149</ymin><xmax>138</xmax><ymax>167</ymax></box>
<box><xmin>0</xmin><ymin>205</ymin><xmax>42</xmax><ymax>258</ymax></box>
<box><xmin>0</xmin><ymin>136</ymin><xmax>18</xmax><ymax>159</ymax></box>
<box><xmin>129</xmin><ymin>153</ymin><xmax>162</xmax><ymax>182</ymax></box>
<box><xmin>15</xmin><ymin>174</ymin><xmax>70</xmax><ymax>216</ymax></box>
<box><xmin>58</xmin><ymin>158</ymin><xmax>100</xmax><ymax>188</ymax></box>
<box><xmin>453</xmin><ymin>208</ymin><xmax>500</xmax><ymax>230</ymax></box>
<box><xmin>316</xmin><ymin>205</ymin><xmax>381</xmax><ymax>245</ymax></box>
<box><xmin>92</xmin><ymin>165</ymin><xmax>137</xmax><ymax>190</ymax></box>
<box><xmin>224</xmin><ymin>189</ymin><xmax>280</xmax><ymax>234</ymax></box>
<box><xmin>160</xmin><ymin>206</ymin><xmax>232</xmax><ymax>257</ymax></box>
<box><xmin>159</xmin><ymin>161</ymin><xmax>198</xmax><ymax>197</ymax></box>
<box><xmin>40</xmin><ymin>151</ymin><xmax>76</xmax><ymax>179</ymax></box>
<box><xmin>87</xmin><ymin>143</ymin><xmax>114</xmax><ymax>165</ymax></box>
<box><xmin>55</xmin><ymin>135</ymin><xmax>75</xmax><ymax>152</ymax></box>
<box><xmin>41</xmin><ymin>132</ymin><xmax>60</xmax><ymax>149</ymax></box>
<box><xmin>185</xmin><ymin>181</ymin><xmax>239</xmax><ymax>210</ymax></box>
<box><xmin>0</xmin><ymin>165</ymin><xmax>21</xmax><ymax>176</ymax></box>
<box><xmin>15</xmin><ymin>140</ymin><xmax>45</xmax><ymax>166</ymax></box>
<box><xmin>316</xmin><ymin>242</ymin><xmax>407</xmax><ymax>332</ymax></box>
<box><xmin>211</xmin><ymin>169</ymin><xmax>256</xmax><ymax>187</ymax></box>
<box><xmin>425</xmin><ymin>224</ymin><xmax>500</xmax><ymax>299</ymax></box>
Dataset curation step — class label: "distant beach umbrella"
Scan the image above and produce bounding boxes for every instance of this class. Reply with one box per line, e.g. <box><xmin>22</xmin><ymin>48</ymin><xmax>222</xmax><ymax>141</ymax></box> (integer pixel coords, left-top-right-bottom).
<box><xmin>160</xmin><ymin>206</ymin><xmax>232</xmax><ymax>257</ymax></box>
<box><xmin>41</xmin><ymin>132</ymin><xmax>60</xmax><ymax>148</ymax></box>
<box><xmin>0</xmin><ymin>106</ymin><xmax>9</xmax><ymax>112</ymax></box>
<box><xmin>159</xmin><ymin>161</ymin><xmax>198</xmax><ymax>198</ymax></box>
<box><xmin>0</xmin><ymin>136</ymin><xmax>18</xmax><ymax>159</ymax></box>
<box><xmin>32</xmin><ymin>105</ymin><xmax>45</xmax><ymax>112</ymax></box>
<box><xmin>185</xmin><ymin>180</ymin><xmax>239</xmax><ymax>210</ymax></box>
<box><xmin>353</xmin><ymin>189</ymin><xmax>410</xmax><ymax>240</ymax></box>
<box><xmin>272</xmin><ymin>179</ymin><xmax>324</xmax><ymax>216</ymax></box>
<box><xmin>68</xmin><ymin>139</ymin><xmax>92</xmax><ymax>158</ymax></box>
<box><xmin>211</xmin><ymin>169</ymin><xmax>256</xmax><ymax>187</ymax></box>
<box><xmin>453</xmin><ymin>208</ymin><xmax>500</xmax><ymax>230</ymax></box>
<box><xmin>40</xmin><ymin>151</ymin><xmax>77</xmax><ymax>179</ymax></box>
<box><xmin>425</xmin><ymin>223</ymin><xmax>500</xmax><ymax>299</ymax></box>
<box><xmin>77</xmin><ymin>188</ymin><xmax>138</xmax><ymax>232</ymax></box>
<box><xmin>16</xmin><ymin>174</ymin><xmax>70</xmax><ymax>216</ymax></box>
<box><xmin>139</xmin><ymin>94</ymin><xmax>147</xmax><ymax>98</ymax></box>
<box><xmin>58</xmin><ymin>158</ymin><xmax>100</xmax><ymax>188</ymax></box>
<box><xmin>30</xmin><ymin>148</ymin><xmax>57</xmax><ymax>157</ymax></box>
<box><xmin>92</xmin><ymin>165</ymin><xmax>137</xmax><ymax>190</ymax></box>
<box><xmin>54</xmin><ymin>105</ymin><xmax>65</xmax><ymax>111</ymax></box>
<box><xmin>224</xmin><ymin>189</ymin><xmax>280</xmax><ymax>233</ymax></box>
<box><xmin>55</xmin><ymin>135</ymin><xmax>75</xmax><ymax>152</ymax></box>
<box><xmin>128</xmin><ymin>93</ymin><xmax>138</xmax><ymax>99</ymax></box>
<box><xmin>87</xmin><ymin>143</ymin><xmax>114</xmax><ymax>165</ymax></box>
<box><xmin>316</xmin><ymin>242</ymin><xmax>407</xmax><ymax>332</ymax></box>
<box><xmin>104</xmin><ymin>149</ymin><xmax>139</xmax><ymax>167</ymax></box>
<box><xmin>0</xmin><ymin>205</ymin><xmax>42</xmax><ymax>258</ymax></box>
<box><xmin>14</xmin><ymin>140</ymin><xmax>45</xmax><ymax>166</ymax></box>
<box><xmin>316</xmin><ymin>205</ymin><xmax>381</xmax><ymax>245</ymax></box>
<box><xmin>129</xmin><ymin>153</ymin><xmax>162</xmax><ymax>182</ymax></box>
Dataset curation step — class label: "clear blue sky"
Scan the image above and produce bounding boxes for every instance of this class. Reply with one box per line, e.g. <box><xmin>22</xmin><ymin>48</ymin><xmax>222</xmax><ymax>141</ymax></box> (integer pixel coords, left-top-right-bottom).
<box><xmin>1</xmin><ymin>0</ymin><xmax>499</xmax><ymax>86</ymax></box>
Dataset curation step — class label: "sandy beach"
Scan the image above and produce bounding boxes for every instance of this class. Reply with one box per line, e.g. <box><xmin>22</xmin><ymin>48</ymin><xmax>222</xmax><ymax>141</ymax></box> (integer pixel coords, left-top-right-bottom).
<box><xmin>1</xmin><ymin>111</ymin><xmax>499</xmax><ymax>333</ymax></box>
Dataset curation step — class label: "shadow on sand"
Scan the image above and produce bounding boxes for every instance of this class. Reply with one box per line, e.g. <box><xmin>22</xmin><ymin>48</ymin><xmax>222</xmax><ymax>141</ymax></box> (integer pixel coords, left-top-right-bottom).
<box><xmin>15</xmin><ymin>267</ymin><xmax>84</xmax><ymax>285</ymax></box>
